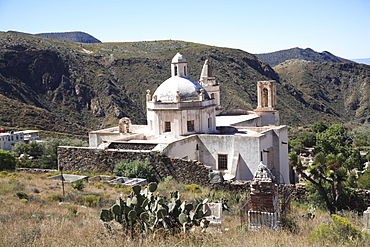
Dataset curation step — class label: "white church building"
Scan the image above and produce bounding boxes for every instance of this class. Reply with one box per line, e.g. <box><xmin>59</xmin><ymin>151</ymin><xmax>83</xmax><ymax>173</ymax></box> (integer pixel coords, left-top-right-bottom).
<box><xmin>89</xmin><ymin>53</ymin><xmax>290</xmax><ymax>183</ymax></box>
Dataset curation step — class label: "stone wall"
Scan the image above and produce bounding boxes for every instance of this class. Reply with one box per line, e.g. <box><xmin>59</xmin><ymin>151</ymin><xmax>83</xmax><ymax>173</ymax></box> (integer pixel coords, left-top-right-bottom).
<box><xmin>57</xmin><ymin>146</ymin><xmax>370</xmax><ymax>212</ymax></box>
<box><xmin>57</xmin><ymin>146</ymin><xmax>210</xmax><ymax>186</ymax></box>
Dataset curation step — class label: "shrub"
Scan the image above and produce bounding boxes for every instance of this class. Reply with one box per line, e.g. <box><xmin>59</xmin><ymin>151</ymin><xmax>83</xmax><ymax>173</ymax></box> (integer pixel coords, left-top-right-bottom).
<box><xmin>0</xmin><ymin>149</ymin><xmax>16</xmax><ymax>170</ymax></box>
<box><xmin>186</xmin><ymin>184</ymin><xmax>202</xmax><ymax>193</ymax></box>
<box><xmin>67</xmin><ymin>205</ymin><xmax>78</xmax><ymax>217</ymax></box>
<box><xmin>82</xmin><ymin>195</ymin><xmax>100</xmax><ymax>207</ymax></box>
<box><xmin>310</xmin><ymin>214</ymin><xmax>370</xmax><ymax>245</ymax></box>
<box><xmin>357</xmin><ymin>169</ymin><xmax>370</xmax><ymax>189</ymax></box>
<box><xmin>48</xmin><ymin>194</ymin><xmax>64</xmax><ymax>202</ymax></box>
<box><xmin>70</xmin><ymin>179</ymin><xmax>86</xmax><ymax>191</ymax></box>
<box><xmin>94</xmin><ymin>182</ymin><xmax>104</xmax><ymax>189</ymax></box>
<box><xmin>0</xmin><ymin>171</ymin><xmax>8</xmax><ymax>177</ymax></box>
<box><xmin>113</xmin><ymin>159</ymin><xmax>156</xmax><ymax>182</ymax></box>
<box><xmin>15</xmin><ymin>192</ymin><xmax>29</xmax><ymax>200</ymax></box>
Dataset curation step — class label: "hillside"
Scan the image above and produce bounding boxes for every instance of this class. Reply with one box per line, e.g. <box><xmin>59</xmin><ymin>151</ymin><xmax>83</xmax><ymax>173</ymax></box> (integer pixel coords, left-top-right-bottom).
<box><xmin>0</xmin><ymin>31</ymin><xmax>278</xmax><ymax>131</ymax></box>
<box><xmin>256</xmin><ymin>47</ymin><xmax>352</xmax><ymax>67</ymax></box>
<box><xmin>275</xmin><ymin>59</ymin><xmax>370</xmax><ymax>124</ymax></box>
<box><xmin>0</xmin><ymin>94</ymin><xmax>89</xmax><ymax>135</ymax></box>
<box><xmin>0</xmin><ymin>31</ymin><xmax>369</xmax><ymax>134</ymax></box>
<box><xmin>35</xmin><ymin>31</ymin><xmax>101</xmax><ymax>43</ymax></box>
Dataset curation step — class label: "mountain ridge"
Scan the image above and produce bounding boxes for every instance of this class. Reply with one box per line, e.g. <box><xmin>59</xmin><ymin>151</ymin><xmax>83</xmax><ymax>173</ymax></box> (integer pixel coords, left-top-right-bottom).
<box><xmin>255</xmin><ymin>47</ymin><xmax>352</xmax><ymax>67</ymax></box>
<box><xmin>35</xmin><ymin>31</ymin><xmax>101</xmax><ymax>43</ymax></box>
<box><xmin>0</xmin><ymin>31</ymin><xmax>369</xmax><ymax>135</ymax></box>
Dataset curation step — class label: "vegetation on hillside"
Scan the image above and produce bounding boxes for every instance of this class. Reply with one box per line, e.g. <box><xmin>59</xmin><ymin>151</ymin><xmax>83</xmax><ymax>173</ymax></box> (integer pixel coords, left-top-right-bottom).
<box><xmin>12</xmin><ymin>138</ymin><xmax>88</xmax><ymax>169</ymax></box>
<box><xmin>35</xmin><ymin>31</ymin><xmax>102</xmax><ymax>43</ymax></box>
<box><xmin>289</xmin><ymin>121</ymin><xmax>370</xmax><ymax>213</ymax></box>
<box><xmin>0</xmin><ymin>171</ymin><xmax>369</xmax><ymax>246</ymax></box>
<box><xmin>276</xmin><ymin>60</ymin><xmax>370</xmax><ymax>125</ymax></box>
<box><xmin>256</xmin><ymin>47</ymin><xmax>352</xmax><ymax>67</ymax></box>
<box><xmin>3</xmin><ymin>31</ymin><xmax>369</xmax><ymax>135</ymax></box>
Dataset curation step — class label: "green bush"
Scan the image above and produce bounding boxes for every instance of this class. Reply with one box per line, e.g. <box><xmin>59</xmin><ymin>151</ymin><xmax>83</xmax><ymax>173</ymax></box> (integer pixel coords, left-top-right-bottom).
<box><xmin>48</xmin><ymin>194</ymin><xmax>64</xmax><ymax>202</ymax></box>
<box><xmin>113</xmin><ymin>159</ymin><xmax>156</xmax><ymax>182</ymax></box>
<box><xmin>310</xmin><ymin>214</ymin><xmax>370</xmax><ymax>245</ymax></box>
<box><xmin>357</xmin><ymin>169</ymin><xmax>370</xmax><ymax>189</ymax></box>
<box><xmin>186</xmin><ymin>184</ymin><xmax>202</xmax><ymax>193</ymax></box>
<box><xmin>0</xmin><ymin>149</ymin><xmax>16</xmax><ymax>170</ymax></box>
<box><xmin>70</xmin><ymin>179</ymin><xmax>86</xmax><ymax>191</ymax></box>
<box><xmin>82</xmin><ymin>195</ymin><xmax>100</xmax><ymax>207</ymax></box>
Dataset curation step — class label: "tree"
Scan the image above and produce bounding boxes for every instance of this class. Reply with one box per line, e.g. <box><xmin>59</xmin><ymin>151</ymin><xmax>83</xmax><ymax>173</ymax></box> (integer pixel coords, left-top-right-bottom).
<box><xmin>290</xmin><ymin>152</ymin><xmax>350</xmax><ymax>214</ymax></box>
<box><xmin>354</xmin><ymin>123</ymin><xmax>370</xmax><ymax>146</ymax></box>
<box><xmin>12</xmin><ymin>138</ymin><xmax>88</xmax><ymax>169</ymax></box>
<box><xmin>291</xmin><ymin>123</ymin><xmax>361</xmax><ymax>214</ymax></box>
<box><xmin>113</xmin><ymin>159</ymin><xmax>157</xmax><ymax>182</ymax></box>
<box><xmin>314</xmin><ymin>123</ymin><xmax>354</xmax><ymax>155</ymax></box>
<box><xmin>311</xmin><ymin>121</ymin><xmax>328</xmax><ymax>133</ymax></box>
<box><xmin>12</xmin><ymin>142</ymin><xmax>44</xmax><ymax>159</ymax></box>
<box><xmin>0</xmin><ymin>149</ymin><xmax>16</xmax><ymax>170</ymax></box>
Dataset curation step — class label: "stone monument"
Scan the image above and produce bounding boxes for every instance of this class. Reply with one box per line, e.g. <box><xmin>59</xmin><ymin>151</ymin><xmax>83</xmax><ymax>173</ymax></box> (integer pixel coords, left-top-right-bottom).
<box><xmin>248</xmin><ymin>162</ymin><xmax>279</xmax><ymax>229</ymax></box>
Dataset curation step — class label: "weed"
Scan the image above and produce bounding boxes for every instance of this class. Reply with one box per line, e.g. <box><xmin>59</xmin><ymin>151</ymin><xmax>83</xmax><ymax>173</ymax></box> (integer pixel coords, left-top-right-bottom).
<box><xmin>82</xmin><ymin>195</ymin><xmax>100</xmax><ymax>207</ymax></box>
<box><xmin>186</xmin><ymin>184</ymin><xmax>202</xmax><ymax>193</ymax></box>
<box><xmin>48</xmin><ymin>194</ymin><xmax>64</xmax><ymax>202</ymax></box>
<box><xmin>0</xmin><ymin>171</ymin><xmax>8</xmax><ymax>177</ymax></box>
<box><xmin>19</xmin><ymin>227</ymin><xmax>41</xmax><ymax>244</ymax></box>
<box><xmin>71</xmin><ymin>179</ymin><xmax>86</xmax><ymax>191</ymax></box>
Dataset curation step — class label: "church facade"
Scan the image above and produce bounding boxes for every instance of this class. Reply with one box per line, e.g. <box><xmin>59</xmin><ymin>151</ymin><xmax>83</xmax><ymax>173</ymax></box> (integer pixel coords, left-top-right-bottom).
<box><xmin>89</xmin><ymin>53</ymin><xmax>290</xmax><ymax>183</ymax></box>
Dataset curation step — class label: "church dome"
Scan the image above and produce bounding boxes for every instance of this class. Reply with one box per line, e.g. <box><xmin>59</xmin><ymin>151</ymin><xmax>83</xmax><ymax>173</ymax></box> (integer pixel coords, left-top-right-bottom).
<box><xmin>153</xmin><ymin>76</ymin><xmax>210</xmax><ymax>102</ymax></box>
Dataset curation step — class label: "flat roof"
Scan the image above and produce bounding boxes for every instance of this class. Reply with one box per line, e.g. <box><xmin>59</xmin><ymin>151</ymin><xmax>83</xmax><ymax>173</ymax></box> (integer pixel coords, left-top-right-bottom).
<box><xmin>216</xmin><ymin>114</ymin><xmax>259</xmax><ymax>127</ymax></box>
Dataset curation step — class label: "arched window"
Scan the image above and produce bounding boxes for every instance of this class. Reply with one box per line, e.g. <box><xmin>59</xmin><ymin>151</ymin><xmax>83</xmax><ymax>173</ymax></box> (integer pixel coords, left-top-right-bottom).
<box><xmin>184</xmin><ymin>66</ymin><xmax>186</xmax><ymax>76</ymax></box>
<box><xmin>174</xmin><ymin>66</ymin><xmax>178</xmax><ymax>76</ymax></box>
<box><xmin>262</xmin><ymin>88</ymin><xmax>269</xmax><ymax>107</ymax></box>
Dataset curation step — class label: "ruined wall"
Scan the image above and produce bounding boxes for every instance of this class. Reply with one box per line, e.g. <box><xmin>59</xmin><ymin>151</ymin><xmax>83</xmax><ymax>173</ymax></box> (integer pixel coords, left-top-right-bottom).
<box><xmin>57</xmin><ymin>146</ymin><xmax>210</xmax><ymax>186</ymax></box>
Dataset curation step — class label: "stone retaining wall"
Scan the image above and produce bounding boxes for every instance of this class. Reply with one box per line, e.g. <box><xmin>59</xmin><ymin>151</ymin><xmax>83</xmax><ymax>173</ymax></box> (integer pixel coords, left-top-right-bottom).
<box><xmin>57</xmin><ymin>146</ymin><xmax>211</xmax><ymax>186</ymax></box>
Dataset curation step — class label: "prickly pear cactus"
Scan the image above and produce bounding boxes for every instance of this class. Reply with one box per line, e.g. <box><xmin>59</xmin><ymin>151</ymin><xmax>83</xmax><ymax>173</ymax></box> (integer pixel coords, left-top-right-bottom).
<box><xmin>100</xmin><ymin>182</ymin><xmax>209</xmax><ymax>236</ymax></box>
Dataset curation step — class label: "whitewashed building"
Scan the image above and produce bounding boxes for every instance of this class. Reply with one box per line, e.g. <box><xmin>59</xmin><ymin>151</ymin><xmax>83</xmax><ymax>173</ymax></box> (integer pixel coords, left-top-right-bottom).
<box><xmin>89</xmin><ymin>53</ymin><xmax>290</xmax><ymax>183</ymax></box>
<box><xmin>0</xmin><ymin>130</ymin><xmax>40</xmax><ymax>151</ymax></box>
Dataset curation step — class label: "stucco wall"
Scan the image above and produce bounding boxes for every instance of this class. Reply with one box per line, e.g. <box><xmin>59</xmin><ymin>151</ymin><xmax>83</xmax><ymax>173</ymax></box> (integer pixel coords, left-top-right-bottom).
<box><xmin>197</xmin><ymin>134</ymin><xmax>261</xmax><ymax>180</ymax></box>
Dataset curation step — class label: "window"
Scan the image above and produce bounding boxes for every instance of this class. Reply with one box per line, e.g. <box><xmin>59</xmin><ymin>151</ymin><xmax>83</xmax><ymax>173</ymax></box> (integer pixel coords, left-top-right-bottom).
<box><xmin>184</xmin><ymin>66</ymin><xmax>186</xmax><ymax>76</ymax></box>
<box><xmin>218</xmin><ymin>154</ymin><xmax>228</xmax><ymax>170</ymax></box>
<box><xmin>208</xmin><ymin>118</ymin><xmax>212</xmax><ymax>129</ymax></box>
<box><xmin>211</xmin><ymin>93</ymin><xmax>215</xmax><ymax>99</ymax></box>
<box><xmin>187</xmin><ymin>120</ymin><xmax>195</xmax><ymax>132</ymax></box>
<box><xmin>262</xmin><ymin>88</ymin><xmax>269</xmax><ymax>107</ymax></box>
<box><xmin>174</xmin><ymin>66</ymin><xmax>178</xmax><ymax>76</ymax></box>
<box><xmin>164</xmin><ymin>121</ymin><xmax>171</xmax><ymax>132</ymax></box>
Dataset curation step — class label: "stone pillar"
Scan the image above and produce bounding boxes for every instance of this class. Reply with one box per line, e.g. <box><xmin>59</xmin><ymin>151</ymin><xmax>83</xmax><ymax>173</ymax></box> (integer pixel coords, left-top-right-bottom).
<box><xmin>248</xmin><ymin>162</ymin><xmax>279</xmax><ymax>229</ymax></box>
<box><xmin>146</xmin><ymin>90</ymin><xmax>151</xmax><ymax>102</ymax></box>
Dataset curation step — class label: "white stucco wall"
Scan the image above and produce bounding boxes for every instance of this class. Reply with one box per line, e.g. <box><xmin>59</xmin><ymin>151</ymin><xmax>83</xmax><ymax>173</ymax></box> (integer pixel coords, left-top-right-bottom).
<box><xmin>147</xmin><ymin>105</ymin><xmax>216</xmax><ymax>137</ymax></box>
<box><xmin>161</xmin><ymin>135</ymin><xmax>199</xmax><ymax>160</ymax></box>
<box><xmin>196</xmin><ymin>134</ymin><xmax>262</xmax><ymax>181</ymax></box>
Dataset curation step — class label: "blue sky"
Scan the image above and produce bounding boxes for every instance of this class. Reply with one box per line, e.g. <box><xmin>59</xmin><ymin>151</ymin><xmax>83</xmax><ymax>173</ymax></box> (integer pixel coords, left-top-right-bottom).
<box><xmin>1</xmin><ymin>0</ymin><xmax>369</xmax><ymax>59</ymax></box>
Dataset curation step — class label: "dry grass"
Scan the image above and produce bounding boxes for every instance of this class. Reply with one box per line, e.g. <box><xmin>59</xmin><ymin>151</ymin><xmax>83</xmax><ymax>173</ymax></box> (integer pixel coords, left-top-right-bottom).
<box><xmin>0</xmin><ymin>171</ymin><xmax>367</xmax><ymax>246</ymax></box>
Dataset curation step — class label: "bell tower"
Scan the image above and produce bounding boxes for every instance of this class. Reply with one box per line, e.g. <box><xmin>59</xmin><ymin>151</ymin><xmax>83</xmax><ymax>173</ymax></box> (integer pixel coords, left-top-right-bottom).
<box><xmin>255</xmin><ymin>80</ymin><xmax>279</xmax><ymax>126</ymax></box>
<box><xmin>199</xmin><ymin>59</ymin><xmax>222</xmax><ymax>112</ymax></box>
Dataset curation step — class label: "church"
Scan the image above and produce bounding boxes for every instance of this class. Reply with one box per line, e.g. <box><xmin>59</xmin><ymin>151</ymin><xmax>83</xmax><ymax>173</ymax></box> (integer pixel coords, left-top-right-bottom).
<box><xmin>89</xmin><ymin>53</ymin><xmax>290</xmax><ymax>184</ymax></box>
